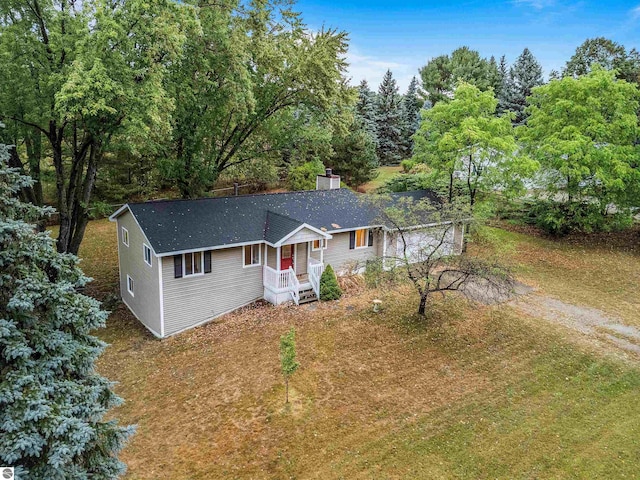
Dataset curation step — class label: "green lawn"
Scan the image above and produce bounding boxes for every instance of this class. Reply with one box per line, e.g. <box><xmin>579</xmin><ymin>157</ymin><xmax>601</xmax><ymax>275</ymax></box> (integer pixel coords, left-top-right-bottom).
<box><xmin>361</xmin><ymin>165</ymin><xmax>402</xmax><ymax>192</ymax></box>
<box><xmin>74</xmin><ymin>220</ymin><xmax>640</xmax><ymax>479</ymax></box>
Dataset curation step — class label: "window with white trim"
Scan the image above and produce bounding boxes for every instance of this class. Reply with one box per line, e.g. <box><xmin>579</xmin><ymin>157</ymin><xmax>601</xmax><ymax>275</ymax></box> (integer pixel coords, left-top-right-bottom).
<box><xmin>126</xmin><ymin>275</ymin><xmax>134</xmax><ymax>296</ymax></box>
<box><xmin>312</xmin><ymin>239</ymin><xmax>326</xmax><ymax>251</ymax></box>
<box><xmin>143</xmin><ymin>244</ymin><xmax>152</xmax><ymax>267</ymax></box>
<box><xmin>243</xmin><ymin>244</ymin><xmax>261</xmax><ymax>267</ymax></box>
<box><xmin>184</xmin><ymin>251</ymin><xmax>204</xmax><ymax>277</ymax></box>
<box><xmin>355</xmin><ymin>228</ymin><xmax>367</xmax><ymax>248</ymax></box>
<box><xmin>121</xmin><ymin>227</ymin><xmax>129</xmax><ymax>247</ymax></box>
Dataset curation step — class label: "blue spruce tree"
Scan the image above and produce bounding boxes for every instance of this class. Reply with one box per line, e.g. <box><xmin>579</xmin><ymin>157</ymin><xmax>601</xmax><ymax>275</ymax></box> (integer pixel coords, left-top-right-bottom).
<box><xmin>399</xmin><ymin>76</ymin><xmax>423</xmax><ymax>159</ymax></box>
<box><xmin>355</xmin><ymin>79</ymin><xmax>379</xmax><ymax>145</ymax></box>
<box><xmin>375</xmin><ymin>69</ymin><xmax>403</xmax><ymax>165</ymax></box>
<box><xmin>0</xmin><ymin>141</ymin><xmax>133</xmax><ymax>479</ymax></box>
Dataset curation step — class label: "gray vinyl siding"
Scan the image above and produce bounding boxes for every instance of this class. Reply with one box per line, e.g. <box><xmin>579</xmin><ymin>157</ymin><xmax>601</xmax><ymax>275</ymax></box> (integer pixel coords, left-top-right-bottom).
<box><xmin>322</xmin><ymin>230</ymin><xmax>378</xmax><ymax>274</ymax></box>
<box><xmin>116</xmin><ymin>211</ymin><xmax>162</xmax><ymax>336</ymax></box>
<box><xmin>162</xmin><ymin>246</ymin><xmax>264</xmax><ymax>336</ymax></box>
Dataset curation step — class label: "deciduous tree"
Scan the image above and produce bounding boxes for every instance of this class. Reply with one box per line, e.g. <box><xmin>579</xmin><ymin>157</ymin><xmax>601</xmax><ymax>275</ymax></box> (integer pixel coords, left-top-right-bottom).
<box><xmin>413</xmin><ymin>82</ymin><xmax>526</xmax><ymax>208</ymax></box>
<box><xmin>162</xmin><ymin>0</ymin><xmax>350</xmax><ymax>198</ymax></box>
<box><xmin>375</xmin><ymin>197</ymin><xmax>513</xmax><ymax>316</ymax></box>
<box><xmin>519</xmin><ymin>66</ymin><xmax>640</xmax><ymax>230</ymax></box>
<box><xmin>0</xmin><ymin>0</ymin><xmax>191</xmax><ymax>253</ymax></box>
<box><xmin>279</xmin><ymin>327</ymin><xmax>299</xmax><ymax>404</ymax></box>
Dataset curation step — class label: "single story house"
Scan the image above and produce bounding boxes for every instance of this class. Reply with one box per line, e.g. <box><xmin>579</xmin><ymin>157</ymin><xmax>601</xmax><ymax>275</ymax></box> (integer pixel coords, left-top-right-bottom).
<box><xmin>109</xmin><ymin>171</ymin><xmax>464</xmax><ymax>338</ymax></box>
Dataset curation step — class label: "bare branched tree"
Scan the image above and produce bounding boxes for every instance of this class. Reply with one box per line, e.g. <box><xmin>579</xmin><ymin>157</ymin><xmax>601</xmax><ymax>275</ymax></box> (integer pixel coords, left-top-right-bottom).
<box><xmin>372</xmin><ymin>195</ymin><xmax>514</xmax><ymax>316</ymax></box>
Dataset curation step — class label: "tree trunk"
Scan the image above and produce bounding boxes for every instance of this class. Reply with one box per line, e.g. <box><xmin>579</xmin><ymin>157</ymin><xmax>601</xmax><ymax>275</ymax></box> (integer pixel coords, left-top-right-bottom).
<box><xmin>285</xmin><ymin>377</ymin><xmax>289</xmax><ymax>404</ymax></box>
<box><xmin>418</xmin><ymin>293</ymin><xmax>428</xmax><ymax>316</ymax></box>
<box><xmin>448</xmin><ymin>172</ymin><xmax>454</xmax><ymax>202</ymax></box>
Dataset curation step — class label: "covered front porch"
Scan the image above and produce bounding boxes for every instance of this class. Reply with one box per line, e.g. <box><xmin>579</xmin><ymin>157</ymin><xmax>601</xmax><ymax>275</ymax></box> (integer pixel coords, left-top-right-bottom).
<box><xmin>262</xmin><ymin>223</ymin><xmax>330</xmax><ymax>305</ymax></box>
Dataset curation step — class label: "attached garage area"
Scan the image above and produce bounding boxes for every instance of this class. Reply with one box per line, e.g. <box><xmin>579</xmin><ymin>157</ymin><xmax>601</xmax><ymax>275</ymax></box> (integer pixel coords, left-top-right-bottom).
<box><xmin>395</xmin><ymin>226</ymin><xmax>454</xmax><ymax>263</ymax></box>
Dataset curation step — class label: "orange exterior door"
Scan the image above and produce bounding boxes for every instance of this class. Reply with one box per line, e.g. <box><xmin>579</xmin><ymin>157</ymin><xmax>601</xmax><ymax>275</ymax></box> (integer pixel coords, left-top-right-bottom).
<box><xmin>280</xmin><ymin>244</ymin><xmax>294</xmax><ymax>271</ymax></box>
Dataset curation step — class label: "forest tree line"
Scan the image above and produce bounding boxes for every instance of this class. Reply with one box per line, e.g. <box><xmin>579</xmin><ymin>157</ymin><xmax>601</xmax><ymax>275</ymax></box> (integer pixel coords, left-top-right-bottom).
<box><xmin>1</xmin><ymin>0</ymin><xmax>640</xmax><ymax>253</ymax></box>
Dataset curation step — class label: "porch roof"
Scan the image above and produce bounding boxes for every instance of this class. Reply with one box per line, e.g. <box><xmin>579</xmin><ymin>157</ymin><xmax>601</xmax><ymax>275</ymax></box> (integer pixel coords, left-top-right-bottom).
<box><xmin>112</xmin><ymin>188</ymin><xmax>442</xmax><ymax>255</ymax></box>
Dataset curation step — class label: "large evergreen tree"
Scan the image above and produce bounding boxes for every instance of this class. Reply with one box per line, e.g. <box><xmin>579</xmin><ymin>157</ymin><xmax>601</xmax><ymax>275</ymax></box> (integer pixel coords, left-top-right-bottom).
<box><xmin>399</xmin><ymin>76</ymin><xmax>422</xmax><ymax>159</ymax></box>
<box><xmin>330</xmin><ymin>120</ymin><xmax>378</xmax><ymax>187</ymax></box>
<box><xmin>419</xmin><ymin>47</ymin><xmax>498</xmax><ymax>106</ymax></box>
<box><xmin>501</xmin><ymin>48</ymin><xmax>544</xmax><ymax>125</ymax></box>
<box><xmin>355</xmin><ymin>80</ymin><xmax>379</xmax><ymax>143</ymax></box>
<box><xmin>375</xmin><ymin>70</ymin><xmax>403</xmax><ymax>165</ymax></box>
<box><xmin>0</xmin><ymin>142</ymin><xmax>132</xmax><ymax>479</ymax></box>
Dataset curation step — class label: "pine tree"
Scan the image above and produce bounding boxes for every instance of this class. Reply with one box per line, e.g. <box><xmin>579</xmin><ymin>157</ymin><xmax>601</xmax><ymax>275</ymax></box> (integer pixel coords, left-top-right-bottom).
<box><xmin>497</xmin><ymin>55</ymin><xmax>509</xmax><ymax>114</ymax></box>
<box><xmin>355</xmin><ymin>80</ymin><xmax>379</xmax><ymax>143</ymax></box>
<box><xmin>375</xmin><ymin>70</ymin><xmax>403</xmax><ymax>165</ymax></box>
<box><xmin>0</xmin><ymin>143</ymin><xmax>133</xmax><ymax>479</ymax></box>
<box><xmin>501</xmin><ymin>48</ymin><xmax>544</xmax><ymax>125</ymax></box>
<box><xmin>319</xmin><ymin>264</ymin><xmax>342</xmax><ymax>301</ymax></box>
<box><xmin>399</xmin><ymin>76</ymin><xmax>423</xmax><ymax>159</ymax></box>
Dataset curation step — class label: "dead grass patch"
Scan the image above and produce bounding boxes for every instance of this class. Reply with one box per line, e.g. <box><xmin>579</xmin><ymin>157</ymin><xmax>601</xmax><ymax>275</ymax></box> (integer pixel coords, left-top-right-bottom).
<box><xmin>62</xmin><ymin>219</ymin><xmax>640</xmax><ymax>479</ymax></box>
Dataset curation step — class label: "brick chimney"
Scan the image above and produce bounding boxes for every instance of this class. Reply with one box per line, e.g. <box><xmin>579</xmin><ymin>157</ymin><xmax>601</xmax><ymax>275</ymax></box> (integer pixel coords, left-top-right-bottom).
<box><xmin>316</xmin><ymin>168</ymin><xmax>341</xmax><ymax>190</ymax></box>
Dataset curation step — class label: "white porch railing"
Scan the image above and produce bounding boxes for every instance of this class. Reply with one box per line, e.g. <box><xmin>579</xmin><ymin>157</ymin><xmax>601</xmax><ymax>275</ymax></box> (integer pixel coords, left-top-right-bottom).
<box><xmin>308</xmin><ymin>258</ymin><xmax>324</xmax><ymax>299</ymax></box>
<box><xmin>288</xmin><ymin>267</ymin><xmax>300</xmax><ymax>305</ymax></box>
<box><xmin>263</xmin><ymin>261</ymin><xmax>324</xmax><ymax>304</ymax></box>
<box><xmin>263</xmin><ymin>265</ymin><xmax>290</xmax><ymax>291</ymax></box>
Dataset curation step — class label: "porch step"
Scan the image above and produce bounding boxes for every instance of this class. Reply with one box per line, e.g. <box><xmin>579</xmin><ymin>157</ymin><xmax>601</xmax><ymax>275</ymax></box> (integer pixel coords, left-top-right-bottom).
<box><xmin>298</xmin><ymin>288</ymin><xmax>318</xmax><ymax>304</ymax></box>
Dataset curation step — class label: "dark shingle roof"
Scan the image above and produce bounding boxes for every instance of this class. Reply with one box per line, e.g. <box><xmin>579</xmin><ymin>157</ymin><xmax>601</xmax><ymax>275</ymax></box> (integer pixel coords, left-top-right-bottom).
<box><xmin>123</xmin><ymin>188</ymin><xmax>440</xmax><ymax>255</ymax></box>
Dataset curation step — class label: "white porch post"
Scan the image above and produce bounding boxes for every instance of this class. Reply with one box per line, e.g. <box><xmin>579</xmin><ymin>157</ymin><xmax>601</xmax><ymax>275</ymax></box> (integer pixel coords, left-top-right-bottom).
<box><xmin>320</xmin><ymin>241</ymin><xmax>324</xmax><ymax>264</ymax></box>
<box><xmin>382</xmin><ymin>230</ymin><xmax>387</xmax><ymax>270</ymax></box>
<box><xmin>276</xmin><ymin>246</ymin><xmax>281</xmax><ymax>271</ymax></box>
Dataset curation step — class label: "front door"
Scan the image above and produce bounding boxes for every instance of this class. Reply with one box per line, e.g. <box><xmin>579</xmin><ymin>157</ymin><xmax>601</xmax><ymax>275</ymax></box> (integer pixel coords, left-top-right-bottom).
<box><xmin>280</xmin><ymin>244</ymin><xmax>294</xmax><ymax>271</ymax></box>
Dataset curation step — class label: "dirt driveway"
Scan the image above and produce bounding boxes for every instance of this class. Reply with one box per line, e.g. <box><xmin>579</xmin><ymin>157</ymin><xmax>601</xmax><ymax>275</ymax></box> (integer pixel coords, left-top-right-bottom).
<box><xmin>509</xmin><ymin>292</ymin><xmax>640</xmax><ymax>357</ymax></box>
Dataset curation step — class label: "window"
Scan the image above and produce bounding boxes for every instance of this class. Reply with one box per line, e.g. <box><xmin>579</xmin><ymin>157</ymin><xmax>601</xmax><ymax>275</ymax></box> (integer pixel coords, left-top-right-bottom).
<box><xmin>143</xmin><ymin>244</ymin><xmax>152</xmax><ymax>267</ymax></box>
<box><xmin>127</xmin><ymin>275</ymin><xmax>134</xmax><ymax>296</ymax></box>
<box><xmin>312</xmin><ymin>239</ymin><xmax>326</xmax><ymax>251</ymax></box>
<box><xmin>184</xmin><ymin>251</ymin><xmax>204</xmax><ymax>277</ymax></box>
<box><xmin>355</xmin><ymin>228</ymin><xmax>367</xmax><ymax>248</ymax></box>
<box><xmin>121</xmin><ymin>227</ymin><xmax>129</xmax><ymax>247</ymax></box>
<box><xmin>350</xmin><ymin>229</ymin><xmax>374</xmax><ymax>250</ymax></box>
<box><xmin>243</xmin><ymin>244</ymin><xmax>261</xmax><ymax>267</ymax></box>
<box><xmin>174</xmin><ymin>251</ymin><xmax>211</xmax><ymax>278</ymax></box>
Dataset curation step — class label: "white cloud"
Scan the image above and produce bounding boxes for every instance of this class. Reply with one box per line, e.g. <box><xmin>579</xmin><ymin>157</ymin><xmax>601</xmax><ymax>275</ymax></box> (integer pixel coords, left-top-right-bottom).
<box><xmin>345</xmin><ymin>48</ymin><xmax>419</xmax><ymax>92</ymax></box>
<box><xmin>513</xmin><ymin>0</ymin><xmax>556</xmax><ymax>8</ymax></box>
<box><xmin>631</xmin><ymin>5</ymin><xmax>640</xmax><ymax>19</ymax></box>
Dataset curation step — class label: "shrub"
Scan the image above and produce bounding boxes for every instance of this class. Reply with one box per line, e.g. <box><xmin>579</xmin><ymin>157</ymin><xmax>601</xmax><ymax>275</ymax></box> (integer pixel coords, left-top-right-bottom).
<box><xmin>400</xmin><ymin>159</ymin><xmax>416</xmax><ymax>173</ymax></box>
<box><xmin>288</xmin><ymin>159</ymin><xmax>325</xmax><ymax>191</ymax></box>
<box><xmin>531</xmin><ymin>200</ymin><xmax>633</xmax><ymax>236</ymax></box>
<box><xmin>319</xmin><ymin>264</ymin><xmax>342</xmax><ymax>300</ymax></box>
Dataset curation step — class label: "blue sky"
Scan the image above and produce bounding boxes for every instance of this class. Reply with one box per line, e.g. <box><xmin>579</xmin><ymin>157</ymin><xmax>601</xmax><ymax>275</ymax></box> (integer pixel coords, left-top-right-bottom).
<box><xmin>297</xmin><ymin>0</ymin><xmax>640</xmax><ymax>91</ymax></box>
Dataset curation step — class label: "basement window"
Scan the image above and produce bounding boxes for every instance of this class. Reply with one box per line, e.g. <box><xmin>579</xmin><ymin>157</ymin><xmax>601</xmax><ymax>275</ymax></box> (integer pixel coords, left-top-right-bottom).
<box><xmin>127</xmin><ymin>275</ymin><xmax>134</xmax><ymax>297</ymax></box>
